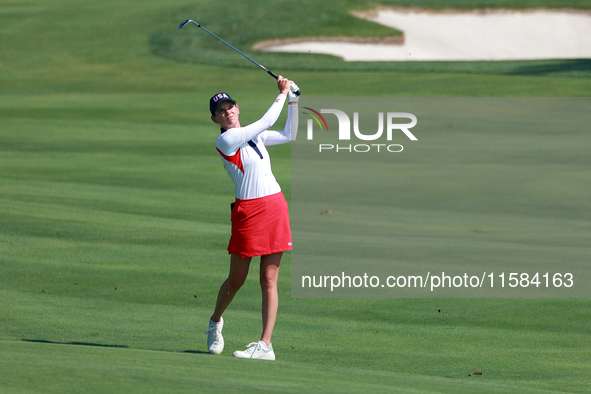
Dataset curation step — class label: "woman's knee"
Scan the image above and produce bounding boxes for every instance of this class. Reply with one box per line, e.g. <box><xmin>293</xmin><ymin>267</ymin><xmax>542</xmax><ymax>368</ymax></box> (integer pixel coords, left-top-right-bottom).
<box><xmin>226</xmin><ymin>254</ymin><xmax>251</xmax><ymax>291</ymax></box>
<box><xmin>260</xmin><ymin>271</ymin><xmax>278</xmax><ymax>291</ymax></box>
<box><xmin>226</xmin><ymin>274</ymin><xmax>247</xmax><ymax>292</ymax></box>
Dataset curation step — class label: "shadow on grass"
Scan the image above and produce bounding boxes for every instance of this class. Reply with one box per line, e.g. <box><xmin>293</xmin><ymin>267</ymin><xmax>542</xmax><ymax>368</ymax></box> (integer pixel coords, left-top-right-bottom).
<box><xmin>182</xmin><ymin>350</ymin><xmax>209</xmax><ymax>354</ymax></box>
<box><xmin>22</xmin><ymin>339</ymin><xmax>128</xmax><ymax>348</ymax></box>
<box><xmin>511</xmin><ymin>59</ymin><xmax>591</xmax><ymax>76</ymax></box>
<box><xmin>22</xmin><ymin>340</ymin><xmax>217</xmax><ymax>355</ymax></box>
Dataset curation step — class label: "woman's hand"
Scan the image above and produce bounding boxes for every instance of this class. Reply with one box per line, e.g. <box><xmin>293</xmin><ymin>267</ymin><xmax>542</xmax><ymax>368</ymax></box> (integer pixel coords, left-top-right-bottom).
<box><xmin>277</xmin><ymin>76</ymin><xmax>293</xmax><ymax>96</ymax></box>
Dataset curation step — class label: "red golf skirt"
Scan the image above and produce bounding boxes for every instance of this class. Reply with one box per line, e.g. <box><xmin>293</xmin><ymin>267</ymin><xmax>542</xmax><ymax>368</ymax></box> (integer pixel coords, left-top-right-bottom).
<box><xmin>228</xmin><ymin>192</ymin><xmax>292</xmax><ymax>258</ymax></box>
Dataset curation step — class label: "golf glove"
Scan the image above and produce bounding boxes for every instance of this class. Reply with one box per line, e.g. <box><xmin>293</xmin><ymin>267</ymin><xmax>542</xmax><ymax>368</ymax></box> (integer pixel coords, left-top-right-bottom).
<box><xmin>290</xmin><ymin>83</ymin><xmax>301</xmax><ymax>96</ymax></box>
<box><xmin>288</xmin><ymin>90</ymin><xmax>299</xmax><ymax>103</ymax></box>
<box><xmin>288</xmin><ymin>83</ymin><xmax>300</xmax><ymax>103</ymax></box>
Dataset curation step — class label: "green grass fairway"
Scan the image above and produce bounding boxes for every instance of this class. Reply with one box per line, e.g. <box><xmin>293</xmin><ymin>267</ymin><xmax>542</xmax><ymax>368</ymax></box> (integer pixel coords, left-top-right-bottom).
<box><xmin>0</xmin><ymin>340</ymin><xmax>574</xmax><ymax>394</ymax></box>
<box><xmin>1</xmin><ymin>0</ymin><xmax>591</xmax><ymax>393</ymax></box>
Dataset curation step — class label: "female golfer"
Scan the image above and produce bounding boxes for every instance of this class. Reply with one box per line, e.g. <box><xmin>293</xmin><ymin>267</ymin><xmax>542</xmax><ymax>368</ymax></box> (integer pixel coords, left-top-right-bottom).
<box><xmin>205</xmin><ymin>76</ymin><xmax>299</xmax><ymax>360</ymax></box>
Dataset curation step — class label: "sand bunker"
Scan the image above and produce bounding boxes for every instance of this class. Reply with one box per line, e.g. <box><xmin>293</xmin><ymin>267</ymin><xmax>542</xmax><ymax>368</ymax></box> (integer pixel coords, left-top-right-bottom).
<box><xmin>258</xmin><ymin>8</ymin><xmax>591</xmax><ymax>61</ymax></box>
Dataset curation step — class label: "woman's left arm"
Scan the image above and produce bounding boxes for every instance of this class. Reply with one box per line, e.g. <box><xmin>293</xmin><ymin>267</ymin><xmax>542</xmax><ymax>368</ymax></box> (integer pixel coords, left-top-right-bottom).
<box><xmin>261</xmin><ymin>95</ymin><xmax>299</xmax><ymax>146</ymax></box>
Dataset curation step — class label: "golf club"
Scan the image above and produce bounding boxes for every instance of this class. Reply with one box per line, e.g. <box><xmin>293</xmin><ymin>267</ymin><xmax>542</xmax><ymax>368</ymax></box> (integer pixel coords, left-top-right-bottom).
<box><xmin>179</xmin><ymin>19</ymin><xmax>300</xmax><ymax>96</ymax></box>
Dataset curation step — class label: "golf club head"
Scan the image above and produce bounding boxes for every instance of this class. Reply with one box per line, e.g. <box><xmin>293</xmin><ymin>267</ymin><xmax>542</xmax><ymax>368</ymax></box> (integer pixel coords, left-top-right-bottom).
<box><xmin>178</xmin><ymin>19</ymin><xmax>199</xmax><ymax>29</ymax></box>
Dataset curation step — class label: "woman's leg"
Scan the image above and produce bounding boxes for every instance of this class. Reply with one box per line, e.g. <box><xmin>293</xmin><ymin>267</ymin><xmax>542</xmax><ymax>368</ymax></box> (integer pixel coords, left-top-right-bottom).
<box><xmin>259</xmin><ymin>252</ymin><xmax>282</xmax><ymax>345</ymax></box>
<box><xmin>211</xmin><ymin>253</ymin><xmax>252</xmax><ymax>322</ymax></box>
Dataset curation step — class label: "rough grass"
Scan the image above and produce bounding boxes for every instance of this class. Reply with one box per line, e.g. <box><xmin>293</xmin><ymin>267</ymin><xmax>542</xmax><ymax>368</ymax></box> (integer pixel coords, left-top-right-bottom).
<box><xmin>149</xmin><ymin>0</ymin><xmax>591</xmax><ymax>77</ymax></box>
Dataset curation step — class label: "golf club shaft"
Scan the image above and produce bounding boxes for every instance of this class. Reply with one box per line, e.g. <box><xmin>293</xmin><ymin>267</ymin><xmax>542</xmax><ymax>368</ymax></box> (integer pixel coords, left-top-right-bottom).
<box><xmin>179</xmin><ymin>19</ymin><xmax>300</xmax><ymax>95</ymax></box>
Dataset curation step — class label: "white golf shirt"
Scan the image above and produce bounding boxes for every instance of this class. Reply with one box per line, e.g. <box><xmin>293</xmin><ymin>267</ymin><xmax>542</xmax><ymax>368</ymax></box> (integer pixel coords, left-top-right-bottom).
<box><xmin>216</xmin><ymin>94</ymin><xmax>298</xmax><ymax>200</ymax></box>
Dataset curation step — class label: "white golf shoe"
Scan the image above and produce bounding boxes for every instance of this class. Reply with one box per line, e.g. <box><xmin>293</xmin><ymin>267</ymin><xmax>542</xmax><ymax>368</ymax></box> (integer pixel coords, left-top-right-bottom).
<box><xmin>233</xmin><ymin>341</ymin><xmax>275</xmax><ymax>360</ymax></box>
<box><xmin>205</xmin><ymin>317</ymin><xmax>224</xmax><ymax>355</ymax></box>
